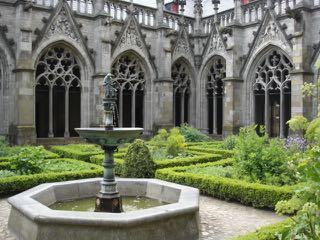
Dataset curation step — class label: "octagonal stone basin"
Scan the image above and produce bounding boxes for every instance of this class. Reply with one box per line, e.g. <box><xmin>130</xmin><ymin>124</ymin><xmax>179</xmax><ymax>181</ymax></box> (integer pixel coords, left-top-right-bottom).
<box><xmin>7</xmin><ymin>178</ymin><xmax>200</xmax><ymax>240</ymax></box>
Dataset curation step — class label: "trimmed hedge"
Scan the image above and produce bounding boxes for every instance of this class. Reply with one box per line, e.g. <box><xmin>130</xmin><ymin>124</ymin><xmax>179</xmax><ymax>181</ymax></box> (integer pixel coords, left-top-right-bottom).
<box><xmin>51</xmin><ymin>144</ymin><xmax>128</xmax><ymax>162</ymax></box>
<box><xmin>0</xmin><ymin>158</ymin><xmax>103</xmax><ymax>195</ymax></box>
<box><xmin>155</xmin><ymin>160</ymin><xmax>294</xmax><ymax>209</ymax></box>
<box><xmin>187</xmin><ymin>145</ymin><xmax>234</xmax><ymax>157</ymax></box>
<box><xmin>51</xmin><ymin>144</ymin><xmax>103</xmax><ymax>162</ymax></box>
<box><xmin>90</xmin><ymin>152</ymin><xmax>223</xmax><ymax>171</ymax></box>
<box><xmin>233</xmin><ymin>218</ymin><xmax>293</xmax><ymax>240</ymax></box>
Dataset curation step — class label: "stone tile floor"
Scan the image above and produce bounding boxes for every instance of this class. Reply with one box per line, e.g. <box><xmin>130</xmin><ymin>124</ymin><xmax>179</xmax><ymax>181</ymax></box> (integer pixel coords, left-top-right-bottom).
<box><xmin>0</xmin><ymin>196</ymin><xmax>285</xmax><ymax>240</ymax></box>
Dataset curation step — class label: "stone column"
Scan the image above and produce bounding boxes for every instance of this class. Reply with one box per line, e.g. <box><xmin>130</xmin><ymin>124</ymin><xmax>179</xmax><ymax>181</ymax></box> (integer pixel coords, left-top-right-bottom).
<box><xmin>193</xmin><ymin>0</ymin><xmax>203</xmax><ymax>35</ymax></box>
<box><xmin>223</xmin><ymin>78</ymin><xmax>243</xmax><ymax>135</ymax></box>
<box><xmin>290</xmin><ymin>7</ymin><xmax>313</xmax><ymax>121</ymax></box>
<box><xmin>11</xmin><ymin>0</ymin><xmax>36</xmax><ymax>145</ymax></box>
<box><xmin>153</xmin><ymin>7</ymin><xmax>174</xmax><ymax>131</ymax></box>
<box><xmin>221</xmin><ymin>6</ymin><xmax>244</xmax><ymax>136</ymax></box>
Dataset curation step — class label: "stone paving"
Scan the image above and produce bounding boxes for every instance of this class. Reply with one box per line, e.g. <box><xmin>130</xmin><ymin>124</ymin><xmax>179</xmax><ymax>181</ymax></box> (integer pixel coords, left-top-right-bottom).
<box><xmin>0</xmin><ymin>196</ymin><xmax>285</xmax><ymax>240</ymax></box>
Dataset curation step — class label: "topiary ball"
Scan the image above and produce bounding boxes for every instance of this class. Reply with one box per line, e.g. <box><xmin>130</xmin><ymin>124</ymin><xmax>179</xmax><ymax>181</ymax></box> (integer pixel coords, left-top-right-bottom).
<box><xmin>122</xmin><ymin>139</ymin><xmax>155</xmax><ymax>178</ymax></box>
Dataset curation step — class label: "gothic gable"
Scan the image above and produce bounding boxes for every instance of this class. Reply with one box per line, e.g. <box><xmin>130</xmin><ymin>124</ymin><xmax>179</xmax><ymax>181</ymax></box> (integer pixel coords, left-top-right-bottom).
<box><xmin>243</xmin><ymin>9</ymin><xmax>292</xmax><ymax>71</ymax></box>
<box><xmin>112</xmin><ymin>13</ymin><xmax>150</xmax><ymax>57</ymax></box>
<box><xmin>202</xmin><ymin>23</ymin><xmax>227</xmax><ymax>60</ymax></box>
<box><xmin>33</xmin><ymin>0</ymin><xmax>91</xmax><ymax>59</ymax></box>
<box><xmin>172</xmin><ymin>26</ymin><xmax>194</xmax><ymax>63</ymax></box>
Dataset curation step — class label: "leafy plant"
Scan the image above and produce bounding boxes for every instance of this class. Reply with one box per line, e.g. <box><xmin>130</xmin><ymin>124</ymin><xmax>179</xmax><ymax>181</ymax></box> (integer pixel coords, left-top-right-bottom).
<box><xmin>166</xmin><ymin>128</ymin><xmax>186</xmax><ymax>156</ymax></box>
<box><xmin>0</xmin><ymin>170</ymin><xmax>17</xmax><ymax>178</ymax></box>
<box><xmin>222</xmin><ymin>135</ymin><xmax>238</xmax><ymax>150</ymax></box>
<box><xmin>234</xmin><ymin>126</ymin><xmax>296</xmax><ymax>186</ymax></box>
<box><xmin>287</xmin><ymin>116</ymin><xmax>309</xmax><ymax>133</ymax></box>
<box><xmin>10</xmin><ymin>147</ymin><xmax>45</xmax><ymax>174</ymax></box>
<box><xmin>122</xmin><ymin>139</ymin><xmax>155</xmax><ymax>178</ymax></box>
<box><xmin>149</xmin><ymin>129</ymin><xmax>169</xmax><ymax>147</ymax></box>
<box><xmin>276</xmin><ymin>146</ymin><xmax>320</xmax><ymax>240</ymax></box>
<box><xmin>179</xmin><ymin>124</ymin><xmax>211</xmax><ymax>142</ymax></box>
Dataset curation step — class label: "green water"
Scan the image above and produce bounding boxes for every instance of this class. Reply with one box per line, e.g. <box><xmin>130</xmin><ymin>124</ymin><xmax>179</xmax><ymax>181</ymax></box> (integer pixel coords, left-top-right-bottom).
<box><xmin>50</xmin><ymin>196</ymin><xmax>167</xmax><ymax>212</ymax></box>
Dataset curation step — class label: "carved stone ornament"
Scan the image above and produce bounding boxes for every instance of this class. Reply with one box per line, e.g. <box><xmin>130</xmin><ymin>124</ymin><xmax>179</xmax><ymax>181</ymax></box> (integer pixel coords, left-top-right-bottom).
<box><xmin>174</xmin><ymin>31</ymin><xmax>191</xmax><ymax>56</ymax></box>
<box><xmin>119</xmin><ymin>23</ymin><xmax>143</xmax><ymax>50</ymax></box>
<box><xmin>208</xmin><ymin>34</ymin><xmax>224</xmax><ymax>53</ymax></box>
<box><xmin>256</xmin><ymin>21</ymin><xmax>280</xmax><ymax>47</ymax></box>
<box><xmin>45</xmin><ymin>7</ymin><xmax>79</xmax><ymax>42</ymax></box>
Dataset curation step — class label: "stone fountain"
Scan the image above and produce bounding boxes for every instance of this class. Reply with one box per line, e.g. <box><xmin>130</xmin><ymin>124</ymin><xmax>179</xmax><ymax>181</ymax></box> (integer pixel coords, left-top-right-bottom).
<box><xmin>7</xmin><ymin>74</ymin><xmax>200</xmax><ymax>240</ymax></box>
<box><xmin>75</xmin><ymin>73</ymin><xmax>143</xmax><ymax>212</ymax></box>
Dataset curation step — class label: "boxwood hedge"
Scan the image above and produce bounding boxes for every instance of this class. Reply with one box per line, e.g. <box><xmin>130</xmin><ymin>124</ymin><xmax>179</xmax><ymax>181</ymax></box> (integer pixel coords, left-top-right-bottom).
<box><xmin>90</xmin><ymin>152</ymin><xmax>223</xmax><ymax>171</ymax></box>
<box><xmin>0</xmin><ymin>158</ymin><xmax>103</xmax><ymax>195</ymax></box>
<box><xmin>233</xmin><ymin>218</ymin><xmax>292</xmax><ymax>240</ymax></box>
<box><xmin>155</xmin><ymin>159</ymin><xmax>294</xmax><ymax>209</ymax></box>
<box><xmin>51</xmin><ymin>144</ymin><xmax>103</xmax><ymax>161</ymax></box>
<box><xmin>51</xmin><ymin>144</ymin><xmax>127</xmax><ymax>162</ymax></box>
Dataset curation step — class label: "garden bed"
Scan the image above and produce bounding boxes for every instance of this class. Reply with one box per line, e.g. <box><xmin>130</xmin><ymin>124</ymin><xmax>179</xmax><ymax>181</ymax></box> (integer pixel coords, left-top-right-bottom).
<box><xmin>51</xmin><ymin>144</ymin><xmax>128</xmax><ymax>162</ymax></box>
<box><xmin>0</xmin><ymin>158</ymin><xmax>103</xmax><ymax>195</ymax></box>
<box><xmin>0</xmin><ymin>147</ymin><xmax>58</xmax><ymax>162</ymax></box>
<box><xmin>90</xmin><ymin>151</ymin><xmax>223</xmax><ymax>173</ymax></box>
<box><xmin>155</xmin><ymin>159</ymin><xmax>294</xmax><ymax>209</ymax></box>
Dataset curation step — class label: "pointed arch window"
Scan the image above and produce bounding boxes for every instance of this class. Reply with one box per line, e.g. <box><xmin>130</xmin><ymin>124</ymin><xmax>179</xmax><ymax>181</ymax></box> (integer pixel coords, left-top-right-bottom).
<box><xmin>35</xmin><ymin>46</ymin><xmax>81</xmax><ymax>138</ymax></box>
<box><xmin>253</xmin><ymin>50</ymin><xmax>293</xmax><ymax>137</ymax></box>
<box><xmin>172</xmin><ymin>60</ymin><xmax>191</xmax><ymax>126</ymax></box>
<box><xmin>111</xmin><ymin>54</ymin><xmax>146</xmax><ymax>128</ymax></box>
<box><xmin>206</xmin><ymin>56</ymin><xmax>226</xmax><ymax>135</ymax></box>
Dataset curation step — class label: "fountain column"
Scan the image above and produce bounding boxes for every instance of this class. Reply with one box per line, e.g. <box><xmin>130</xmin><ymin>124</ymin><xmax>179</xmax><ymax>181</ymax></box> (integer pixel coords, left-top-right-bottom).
<box><xmin>94</xmin><ymin>74</ymin><xmax>123</xmax><ymax>213</ymax></box>
<box><xmin>95</xmin><ymin>145</ymin><xmax>122</xmax><ymax>212</ymax></box>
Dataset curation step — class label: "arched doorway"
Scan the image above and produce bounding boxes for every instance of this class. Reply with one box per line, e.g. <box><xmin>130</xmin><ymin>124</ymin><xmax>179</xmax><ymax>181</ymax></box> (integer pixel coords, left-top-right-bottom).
<box><xmin>111</xmin><ymin>53</ymin><xmax>146</xmax><ymax>128</ymax></box>
<box><xmin>253</xmin><ymin>49</ymin><xmax>293</xmax><ymax>137</ymax></box>
<box><xmin>172</xmin><ymin>59</ymin><xmax>191</xmax><ymax>126</ymax></box>
<box><xmin>205</xmin><ymin>56</ymin><xmax>226</xmax><ymax>135</ymax></box>
<box><xmin>35</xmin><ymin>46</ymin><xmax>81</xmax><ymax>138</ymax></box>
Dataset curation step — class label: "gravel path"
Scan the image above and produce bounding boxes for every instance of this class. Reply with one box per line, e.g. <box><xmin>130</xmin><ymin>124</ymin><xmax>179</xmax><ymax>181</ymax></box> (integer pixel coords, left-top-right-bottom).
<box><xmin>0</xmin><ymin>196</ymin><xmax>285</xmax><ymax>240</ymax></box>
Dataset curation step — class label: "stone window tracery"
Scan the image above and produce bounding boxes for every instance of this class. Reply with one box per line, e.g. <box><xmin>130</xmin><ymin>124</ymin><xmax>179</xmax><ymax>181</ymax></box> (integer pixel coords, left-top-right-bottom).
<box><xmin>206</xmin><ymin>56</ymin><xmax>226</xmax><ymax>135</ymax></box>
<box><xmin>172</xmin><ymin>60</ymin><xmax>191</xmax><ymax>126</ymax></box>
<box><xmin>35</xmin><ymin>46</ymin><xmax>81</xmax><ymax>138</ymax></box>
<box><xmin>111</xmin><ymin>54</ymin><xmax>145</xmax><ymax>128</ymax></box>
<box><xmin>253</xmin><ymin>50</ymin><xmax>293</xmax><ymax>137</ymax></box>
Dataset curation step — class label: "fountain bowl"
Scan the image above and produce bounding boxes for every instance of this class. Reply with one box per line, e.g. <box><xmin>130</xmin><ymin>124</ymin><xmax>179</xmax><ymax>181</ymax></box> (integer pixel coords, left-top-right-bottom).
<box><xmin>7</xmin><ymin>178</ymin><xmax>200</xmax><ymax>240</ymax></box>
<box><xmin>75</xmin><ymin>127</ymin><xmax>143</xmax><ymax>147</ymax></box>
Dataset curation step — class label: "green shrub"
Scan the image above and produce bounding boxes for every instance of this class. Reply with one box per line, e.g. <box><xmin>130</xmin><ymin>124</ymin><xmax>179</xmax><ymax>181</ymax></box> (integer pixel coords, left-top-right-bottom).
<box><xmin>234</xmin><ymin>126</ymin><xmax>296</xmax><ymax>186</ymax></box>
<box><xmin>149</xmin><ymin>129</ymin><xmax>169</xmax><ymax>147</ymax></box>
<box><xmin>122</xmin><ymin>139</ymin><xmax>155</xmax><ymax>178</ymax></box>
<box><xmin>233</xmin><ymin>218</ymin><xmax>293</xmax><ymax>240</ymax></box>
<box><xmin>0</xmin><ymin>170</ymin><xmax>17</xmax><ymax>178</ymax></box>
<box><xmin>10</xmin><ymin>147</ymin><xmax>45</xmax><ymax>175</ymax></box>
<box><xmin>90</xmin><ymin>151</ymin><xmax>222</xmax><ymax>172</ymax></box>
<box><xmin>179</xmin><ymin>124</ymin><xmax>211</xmax><ymax>142</ymax></box>
<box><xmin>222</xmin><ymin>135</ymin><xmax>238</xmax><ymax>150</ymax></box>
<box><xmin>0</xmin><ymin>158</ymin><xmax>103</xmax><ymax>195</ymax></box>
<box><xmin>156</xmin><ymin>160</ymin><xmax>294</xmax><ymax>209</ymax></box>
<box><xmin>166</xmin><ymin>128</ymin><xmax>186</xmax><ymax>156</ymax></box>
<box><xmin>287</xmin><ymin>115</ymin><xmax>309</xmax><ymax>133</ymax></box>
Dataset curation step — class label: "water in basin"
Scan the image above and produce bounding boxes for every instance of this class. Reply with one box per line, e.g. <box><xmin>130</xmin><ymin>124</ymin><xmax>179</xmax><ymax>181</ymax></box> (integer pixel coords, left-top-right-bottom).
<box><xmin>50</xmin><ymin>196</ymin><xmax>168</xmax><ymax>212</ymax></box>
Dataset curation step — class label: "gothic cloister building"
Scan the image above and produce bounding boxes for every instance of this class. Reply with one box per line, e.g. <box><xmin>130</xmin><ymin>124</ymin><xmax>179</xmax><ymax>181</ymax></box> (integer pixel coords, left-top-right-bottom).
<box><xmin>0</xmin><ymin>0</ymin><xmax>320</xmax><ymax>144</ymax></box>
